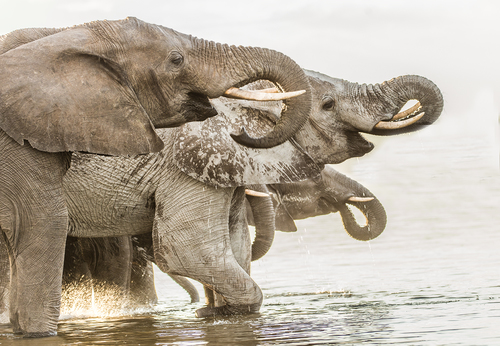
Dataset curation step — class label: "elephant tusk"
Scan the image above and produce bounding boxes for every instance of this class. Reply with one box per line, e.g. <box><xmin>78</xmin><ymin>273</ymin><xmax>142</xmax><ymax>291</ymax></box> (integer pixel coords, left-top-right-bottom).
<box><xmin>348</xmin><ymin>196</ymin><xmax>375</xmax><ymax>203</ymax></box>
<box><xmin>392</xmin><ymin>101</ymin><xmax>422</xmax><ymax>121</ymax></box>
<box><xmin>224</xmin><ymin>87</ymin><xmax>305</xmax><ymax>101</ymax></box>
<box><xmin>245</xmin><ymin>189</ymin><xmax>270</xmax><ymax>197</ymax></box>
<box><xmin>249</xmin><ymin>87</ymin><xmax>280</xmax><ymax>93</ymax></box>
<box><xmin>374</xmin><ymin>112</ymin><xmax>425</xmax><ymax>130</ymax></box>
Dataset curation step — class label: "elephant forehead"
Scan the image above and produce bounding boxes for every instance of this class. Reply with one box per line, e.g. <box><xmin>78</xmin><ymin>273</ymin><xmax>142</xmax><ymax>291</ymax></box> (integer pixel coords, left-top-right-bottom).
<box><xmin>173</xmin><ymin>100</ymin><xmax>320</xmax><ymax>188</ymax></box>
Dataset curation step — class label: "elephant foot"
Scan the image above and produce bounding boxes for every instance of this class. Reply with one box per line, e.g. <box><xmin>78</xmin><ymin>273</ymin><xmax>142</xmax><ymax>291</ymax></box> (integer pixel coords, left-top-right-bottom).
<box><xmin>195</xmin><ymin>303</ymin><xmax>261</xmax><ymax>318</ymax></box>
<box><xmin>23</xmin><ymin>330</ymin><xmax>57</xmax><ymax>338</ymax></box>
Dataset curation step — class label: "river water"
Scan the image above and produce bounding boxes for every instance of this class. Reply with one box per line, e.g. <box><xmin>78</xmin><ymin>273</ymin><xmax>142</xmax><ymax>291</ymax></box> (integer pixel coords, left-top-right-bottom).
<box><xmin>1</xmin><ymin>106</ymin><xmax>499</xmax><ymax>345</ymax></box>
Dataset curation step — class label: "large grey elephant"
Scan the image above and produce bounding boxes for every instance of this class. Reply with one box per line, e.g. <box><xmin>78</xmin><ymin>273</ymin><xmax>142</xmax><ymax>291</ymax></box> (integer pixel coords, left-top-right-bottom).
<box><xmin>58</xmin><ymin>163</ymin><xmax>387</xmax><ymax>310</ymax></box>
<box><xmin>0</xmin><ymin>17</ymin><xmax>313</xmax><ymax>337</ymax></box>
<box><xmin>53</xmin><ymin>70</ymin><xmax>443</xmax><ymax>319</ymax></box>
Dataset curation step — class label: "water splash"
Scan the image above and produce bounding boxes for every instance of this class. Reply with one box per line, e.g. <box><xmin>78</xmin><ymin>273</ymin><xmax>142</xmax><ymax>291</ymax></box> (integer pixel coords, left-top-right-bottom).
<box><xmin>60</xmin><ymin>281</ymin><xmax>155</xmax><ymax>320</ymax></box>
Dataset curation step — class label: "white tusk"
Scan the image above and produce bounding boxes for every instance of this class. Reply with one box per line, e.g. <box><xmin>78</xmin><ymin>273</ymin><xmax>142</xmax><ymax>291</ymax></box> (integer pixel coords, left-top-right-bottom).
<box><xmin>224</xmin><ymin>87</ymin><xmax>305</xmax><ymax>101</ymax></box>
<box><xmin>348</xmin><ymin>196</ymin><xmax>375</xmax><ymax>203</ymax></box>
<box><xmin>249</xmin><ymin>87</ymin><xmax>280</xmax><ymax>93</ymax></box>
<box><xmin>245</xmin><ymin>189</ymin><xmax>270</xmax><ymax>197</ymax></box>
<box><xmin>392</xmin><ymin>101</ymin><xmax>422</xmax><ymax>121</ymax></box>
<box><xmin>374</xmin><ymin>112</ymin><xmax>425</xmax><ymax>130</ymax></box>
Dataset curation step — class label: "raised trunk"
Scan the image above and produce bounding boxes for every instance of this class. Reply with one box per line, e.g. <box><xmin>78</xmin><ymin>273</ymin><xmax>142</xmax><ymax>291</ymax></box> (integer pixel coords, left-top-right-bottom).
<box><xmin>193</xmin><ymin>39</ymin><xmax>312</xmax><ymax>148</ymax></box>
<box><xmin>245</xmin><ymin>185</ymin><xmax>275</xmax><ymax>261</ymax></box>
<box><xmin>363</xmin><ymin>75</ymin><xmax>444</xmax><ymax>135</ymax></box>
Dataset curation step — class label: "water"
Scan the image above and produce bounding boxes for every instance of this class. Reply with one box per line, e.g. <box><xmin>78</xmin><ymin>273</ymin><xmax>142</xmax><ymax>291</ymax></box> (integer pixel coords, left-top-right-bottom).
<box><xmin>1</xmin><ymin>111</ymin><xmax>499</xmax><ymax>345</ymax></box>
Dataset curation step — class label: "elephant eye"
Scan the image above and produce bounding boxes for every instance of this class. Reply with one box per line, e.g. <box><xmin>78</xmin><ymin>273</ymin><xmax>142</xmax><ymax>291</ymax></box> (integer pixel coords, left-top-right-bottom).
<box><xmin>169</xmin><ymin>51</ymin><xmax>184</xmax><ymax>66</ymax></box>
<box><xmin>322</xmin><ymin>96</ymin><xmax>335</xmax><ymax>111</ymax></box>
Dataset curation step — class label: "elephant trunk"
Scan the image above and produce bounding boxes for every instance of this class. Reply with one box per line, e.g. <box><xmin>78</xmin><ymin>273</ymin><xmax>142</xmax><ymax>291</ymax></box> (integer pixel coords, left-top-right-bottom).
<box><xmin>169</xmin><ymin>274</ymin><xmax>200</xmax><ymax>303</ymax></box>
<box><xmin>337</xmin><ymin>198</ymin><xmax>387</xmax><ymax>241</ymax></box>
<box><xmin>365</xmin><ymin>75</ymin><xmax>444</xmax><ymax>135</ymax></box>
<box><xmin>321</xmin><ymin>167</ymin><xmax>387</xmax><ymax>241</ymax></box>
<box><xmin>192</xmin><ymin>39</ymin><xmax>312</xmax><ymax>148</ymax></box>
<box><xmin>245</xmin><ymin>185</ymin><xmax>275</xmax><ymax>261</ymax></box>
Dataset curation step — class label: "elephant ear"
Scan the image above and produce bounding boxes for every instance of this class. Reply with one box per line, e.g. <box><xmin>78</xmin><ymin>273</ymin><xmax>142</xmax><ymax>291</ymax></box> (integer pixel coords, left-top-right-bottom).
<box><xmin>275</xmin><ymin>209</ymin><xmax>298</xmax><ymax>233</ymax></box>
<box><xmin>0</xmin><ymin>25</ymin><xmax>163</xmax><ymax>155</ymax></box>
<box><xmin>173</xmin><ymin>96</ymin><xmax>321</xmax><ymax>188</ymax></box>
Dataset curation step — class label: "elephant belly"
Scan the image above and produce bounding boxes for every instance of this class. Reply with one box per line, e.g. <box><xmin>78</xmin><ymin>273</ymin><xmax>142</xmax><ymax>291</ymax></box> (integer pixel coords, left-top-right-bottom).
<box><xmin>68</xmin><ymin>189</ymin><xmax>154</xmax><ymax>237</ymax></box>
<box><xmin>64</xmin><ymin>153</ymin><xmax>159</xmax><ymax>238</ymax></box>
<box><xmin>66</xmin><ymin>197</ymin><xmax>155</xmax><ymax>238</ymax></box>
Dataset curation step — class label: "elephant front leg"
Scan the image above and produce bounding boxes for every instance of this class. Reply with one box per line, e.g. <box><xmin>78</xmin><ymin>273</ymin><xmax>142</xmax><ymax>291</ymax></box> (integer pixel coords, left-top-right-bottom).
<box><xmin>152</xmin><ymin>181</ymin><xmax>262</xmax><ymax>317</ymax></box>
<box><xmin>203</xmin><ymin>186</ymin><xmax>253</xmax><ymax>310</ymax></box>
<box><xmin>3</xmin><ymin>195</ymin><xmax>68</xmax><ymax>337</ymax></box>
<box><xmin>0</xmin><ymin>142</ymin><xmax>70</xmax><ymax>337</ymax></box>
<box><xmin>156</xmin><ymin>221</ymin><xmax>263</xmax><ymax>317</ymax></box>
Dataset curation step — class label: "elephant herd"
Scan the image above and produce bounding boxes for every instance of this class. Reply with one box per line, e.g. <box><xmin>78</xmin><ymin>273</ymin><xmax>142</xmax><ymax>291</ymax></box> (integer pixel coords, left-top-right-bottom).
<box><xmin>0</xmin><ymin>17</ymin><xmax>444</xmax><ymax>337</ymax></box>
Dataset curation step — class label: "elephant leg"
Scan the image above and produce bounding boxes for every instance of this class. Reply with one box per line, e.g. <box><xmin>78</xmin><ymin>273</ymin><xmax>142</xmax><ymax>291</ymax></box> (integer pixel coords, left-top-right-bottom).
<box><xmin>152</xmin><ymin>179</ymin><xmax>262</xmax><ymax>317</ymax></box>
<box><xmin>0</xmin><ymin>234</ymin><xmax>9</xmax><ymax>320</ymax></box>
<box><xmin>205</xmin><ymin>187</ymin><xmax>253</xmax><ymax>308</ymax></box>
<box><xmin>89</xmin><ymin>236</ymin><xmax>133</xmax><ymax>294</ymax></box>
<box><xmin>0</xmin><ymin>133</ymin><xmax>70</xmax><ymax>337</ymax></box>
<box><xmin>63</xmin><ymin>236</ymin><xmax>92</xmax><ymax>287</ymax></box>
<box><xmin>130</xmin><ymin>233</ymin><xmax>158</xmax><ymax>307</ymax></box>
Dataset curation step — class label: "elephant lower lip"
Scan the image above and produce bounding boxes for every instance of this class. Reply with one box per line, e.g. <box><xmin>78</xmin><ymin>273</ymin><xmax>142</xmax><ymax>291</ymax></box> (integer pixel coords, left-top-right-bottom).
<box><xmin>194</xmin><ymin>104</ymin><xmax>218</xmax><ymax>120</ymax></box>
<box><xmin>183</xmin><ymin>93</ymin><xmax>218</xmax><ymax>121</ymax></box>
<box><xmin>351</xmin><ymin>140</ymin><xmax>374</xmax><ymax>158</ymax></box>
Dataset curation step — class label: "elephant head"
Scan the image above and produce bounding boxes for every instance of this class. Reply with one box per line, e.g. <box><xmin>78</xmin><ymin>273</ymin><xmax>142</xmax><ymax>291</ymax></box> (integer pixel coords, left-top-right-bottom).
<box><xmin>244</xmin><ymin>165</ymin><xmax>386</xmax><ymax>262</ymax></box>
<box><xmin>0</xmin><ymin>18</ymin><xmax>312</xmax><ymax>155</ymax></box>
<box><xmin>173</xmin><ymin>70</ymin><xmax>443</xmax><ymax>187</ymax></box>
<box><xmin>268</xmin><ymin>165</ymin><xmax>386</xmax><ymax>240</ymax></box>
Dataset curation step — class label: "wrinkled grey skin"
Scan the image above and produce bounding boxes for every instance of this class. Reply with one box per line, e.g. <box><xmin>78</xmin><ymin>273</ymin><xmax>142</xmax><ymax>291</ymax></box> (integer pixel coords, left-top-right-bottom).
<box><xmin>0</xmin><ymin>18</ymin><xmax>313</xmax><ymax>337</ymax></box>
<box><xmin>1</xmin><ymin>70</ymin><xmax>443</xmax><ymax>329</ymax></box>
<box><xmin>54</xmin><ymin>163</ymin><xmax>388</xmax><ymax>308</ymax></box>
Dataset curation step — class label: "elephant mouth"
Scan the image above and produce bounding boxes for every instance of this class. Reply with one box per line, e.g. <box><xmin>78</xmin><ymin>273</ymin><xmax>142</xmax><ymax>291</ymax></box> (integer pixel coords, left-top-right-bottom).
<box><xmin>347</xmin><ymin>132</ymin><xmax>375</xmax><ymax>158</ymax></box>
<box><xmin>372</xmin><ymin>101</ymin><xmax>424</xmax><ymax>131</ymax></box>
<box><xmin>181</xmin><ymin>92</ymin><xmax>219</xmax><ymax>122</ymax></box>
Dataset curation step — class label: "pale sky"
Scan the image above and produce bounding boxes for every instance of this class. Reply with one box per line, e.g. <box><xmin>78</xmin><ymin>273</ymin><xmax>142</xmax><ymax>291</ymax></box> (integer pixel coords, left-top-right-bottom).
<box><xmin>1</xmin><ymin>0</ymin><xmax>499</xmax><ymax>127</ymax></box>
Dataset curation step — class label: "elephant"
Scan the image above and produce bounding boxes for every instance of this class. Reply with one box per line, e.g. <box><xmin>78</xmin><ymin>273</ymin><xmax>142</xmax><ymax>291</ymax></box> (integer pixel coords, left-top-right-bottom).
<box><xmin>0</xmin><ymin>18</ymin><xmax>314</xmax><ymax>337</ymax></box>
<box><xmin>51</xmin><ymin>70</ymin><xmax>442</xmax><ymax>318</ymax></box>
<box><xmin>59</xmin><ymin>163</ymin><xmax>386</xmax><ymax>310</ymax></box>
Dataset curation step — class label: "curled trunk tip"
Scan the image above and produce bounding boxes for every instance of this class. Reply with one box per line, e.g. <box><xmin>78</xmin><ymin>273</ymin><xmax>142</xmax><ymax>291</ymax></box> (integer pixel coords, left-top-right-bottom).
<box><xmin>371</xmin><ymin>75</ymin><xmax>444</xmax><ymax>136</ymax></box>
<box><xmin>338</xmin><ymin>199</ymin><xmax>387</xmax><ymax>241</ymax></box>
